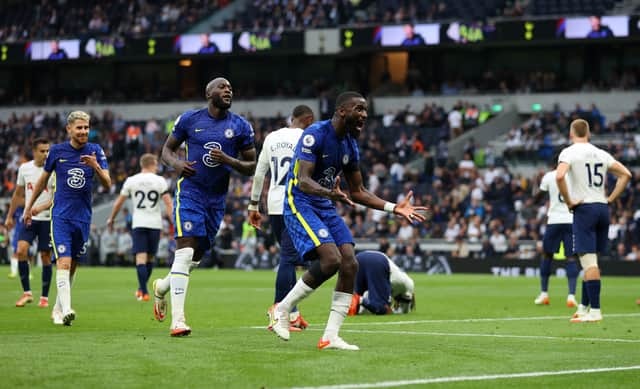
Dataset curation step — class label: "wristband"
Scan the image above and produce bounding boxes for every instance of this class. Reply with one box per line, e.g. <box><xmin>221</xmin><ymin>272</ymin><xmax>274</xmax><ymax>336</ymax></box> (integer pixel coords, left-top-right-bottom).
<box><xmin>247</xmin><ymin>204</ymin><xmax>259</xmax><ymax>212</ymax></box>
<box><xmin>384</xmin><ymin>202</ymin><xmax>396</xmax><ymax>213</ymax></box>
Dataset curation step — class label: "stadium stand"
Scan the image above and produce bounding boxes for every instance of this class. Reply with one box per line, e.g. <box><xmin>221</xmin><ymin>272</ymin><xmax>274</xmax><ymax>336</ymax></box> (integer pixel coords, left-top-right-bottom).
<box><xmin>0</xmin><ymin>0</ymin><xmax>228</xmax><ymax>41</ymax></box>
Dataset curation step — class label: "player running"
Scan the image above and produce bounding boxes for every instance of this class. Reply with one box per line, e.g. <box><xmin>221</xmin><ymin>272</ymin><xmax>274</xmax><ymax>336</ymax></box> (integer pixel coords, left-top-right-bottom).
<box><xmin>269</xmin><ymin>91</ymin><xmax>428</xmax><ymax>350</ymax></box>
<box><xmin>348</xmin><ymin>250</ymin><xmax>415</xmax><ymax>315</ymax></box>
<box><xmin>25</xmin><ymin>111</ymin><xmax>111</xmax><ymax>326</ymax></box>
<box><xmin>152</xmin><ymin>77</ymin><xmax>256</xmax><ymax>336</ymax></box>
<box><xmin>247</xmin><ymin>105</ymin><xmax>315</xmax><ymax>333</ymax></box>
<box><xmin>534</xmin><ymin>163</ymin><xmax>579</xmax><ymax>307</ymax></box>
<box><xmin>5</xmin><ymin>138</ymin><xmax>55</xmax><ymax>308</ymax></box>
<box><xmin>556</xmin><ymin>119</ymin><xmax>631</xmax><ymax>322</ymax></box>
<box><xmin>107</xmin><ymin>153</ymin><xmax>172</xmax><ymax>302</ymax></box>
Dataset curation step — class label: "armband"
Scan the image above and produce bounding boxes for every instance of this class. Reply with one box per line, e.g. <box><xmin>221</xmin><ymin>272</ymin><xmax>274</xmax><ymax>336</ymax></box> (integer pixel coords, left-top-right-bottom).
<box><xmin>247</xmin><ymin>204</ymin><xmax>259</xmax><ymax>212</ymax></box>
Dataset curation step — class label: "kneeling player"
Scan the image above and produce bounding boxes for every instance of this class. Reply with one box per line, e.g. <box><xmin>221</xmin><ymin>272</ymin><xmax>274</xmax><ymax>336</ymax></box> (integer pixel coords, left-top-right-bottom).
<box><xmin>534</xmin><ymin>166</ymin><xmax>578</xmax><ymax>307</ymax></box>
<box><xmin>348</xmin><ymin>250</ymin><xmax>415</xmax><ymax>315</ymax></box>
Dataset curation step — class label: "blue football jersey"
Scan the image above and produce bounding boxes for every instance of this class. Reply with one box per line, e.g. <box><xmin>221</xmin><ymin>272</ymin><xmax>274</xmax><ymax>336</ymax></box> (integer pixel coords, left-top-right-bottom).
<box><xmin>171</xmin><ymin>108</ymin><xmax>255</xmax><ymax>208</ymax></box>
<box><xmin>285</xmin><ymin>120</ymin><xmax>360</xmax><ymax>210</ymax></box>
<box><xmin>44</xmin><ymin>141</ymin><xmax>108</xmax><ymax>222</ymax></box>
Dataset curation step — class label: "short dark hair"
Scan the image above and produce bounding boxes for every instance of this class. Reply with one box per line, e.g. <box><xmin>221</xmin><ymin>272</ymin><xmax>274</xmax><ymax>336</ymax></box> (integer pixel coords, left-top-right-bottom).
<box><xmin>32</xmin><ymin>137</ymin><xmax>49</xmax><ymax>149</ymax></box>
<box><xmin>292</xmin><ymin>105</ymin><xmax>313</xmax><ymax>118</ymax></box>
<box><xmin>335</xmin><ymin>91</ymin><xmax>364</xmax><ymax>108</ymax></box>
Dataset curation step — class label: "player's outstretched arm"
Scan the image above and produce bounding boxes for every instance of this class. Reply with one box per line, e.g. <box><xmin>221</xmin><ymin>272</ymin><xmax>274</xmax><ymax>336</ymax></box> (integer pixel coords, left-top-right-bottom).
<box><xmin>296</xmin><ymin>160</ymin><xmax>353</xmax><ymax>205</ymax></box>
<box><xmin>607</xmin><ymin>161</ymin><xmax>632</xmax><ymax>204</ymax></box>
<box><xmin>24</xmin><ymin>171</ymin><xmax>51</xmax><ymax>226</ymax></box>
<box><xmin>161</xmin><ymin>135</ymin><xmax>196</xmax><ymax>177</ymax></box>
<box><xmin>107</xmin><ymin>195</ymin><xmax>127</xmax><ymax>229</ymax></box>
<box><xmin>209</xmin><ymin>147</ymin><xmax>257</xmax><ymax>176</ymax></box>
<box><xmin>4</xmin><ymin>185</ymin><xmax>25</xmax><ymax>230</ymax></box>
<box><xmin>344</xmin><ymin>167</ymin><xmax>428</xmax><ymax>223</ymax></box>
<box><xmin>555</xmin><ymin>162</ymin><xmax>577</xmax><ymax>209</ymax></box>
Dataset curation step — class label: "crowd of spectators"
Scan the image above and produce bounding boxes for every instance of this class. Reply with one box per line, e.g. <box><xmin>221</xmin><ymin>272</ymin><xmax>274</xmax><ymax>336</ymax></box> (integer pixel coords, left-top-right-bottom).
<box><xmin>1</xmin><ymin>103</ymin><xmax>639</xmax><ymax>272</ymax></box>
<box><xmin>502</xmin><ymin>102</ymin><xmax>640</xmax><ymax>165</ymax></box>
<box><xmin>0</xmin><ymin>0</ymin><xmax>226</xmax><ymax>42</ymax></box>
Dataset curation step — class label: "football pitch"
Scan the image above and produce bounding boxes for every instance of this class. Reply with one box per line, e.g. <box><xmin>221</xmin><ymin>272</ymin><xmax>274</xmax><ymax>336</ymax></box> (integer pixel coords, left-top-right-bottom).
<box><xmin>1</xmin><ymin>267</ymin><xmax>639</xmax><ymax>389</ymax></box>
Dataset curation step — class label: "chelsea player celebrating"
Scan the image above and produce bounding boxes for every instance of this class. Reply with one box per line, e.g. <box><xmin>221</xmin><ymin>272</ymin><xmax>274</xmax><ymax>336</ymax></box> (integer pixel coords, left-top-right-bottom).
<box><xmin>25</xmin><ymin>111</ymin><xmax>111</xmax><ymax>326</ymax></box>
<box><xmin>153</xmin><ymin>77</ymin><xmax>256</xmax><ymax>336</ymax></box>
<box><xmin>270</xmin><ymin>92</ymin><xmax>428</xmax><ymax>350</ymax></box>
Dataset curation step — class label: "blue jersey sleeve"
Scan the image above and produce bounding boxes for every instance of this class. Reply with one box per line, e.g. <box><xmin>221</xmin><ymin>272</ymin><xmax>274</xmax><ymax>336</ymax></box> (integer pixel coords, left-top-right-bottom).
<box><xmin>95</xmin><ymin>145</ymin><xmax>108</xmax><ymax>169</ymax></box>
<box><xmin>296</xmin><ymin>128</ymin><xmax>322</xmax><ymax>164</ymax></box>
<box><xmin>237</xmin><ymin>119</ymin><xmax>255</xmax><ymax>151</ymax></box>
<box><xmin>344</xmin><ymin>137</ymin><xmax>360</xmax><ymax>173</ymax></box>
<box><xmin>44</xmin><ymin>145</ymin><xmax>57</xmax><ymax>173</ymax></box>
<box><xmin>171</xmin><ymin>112</ymin><xmax>190</xmax><ymax>143</ymax></box>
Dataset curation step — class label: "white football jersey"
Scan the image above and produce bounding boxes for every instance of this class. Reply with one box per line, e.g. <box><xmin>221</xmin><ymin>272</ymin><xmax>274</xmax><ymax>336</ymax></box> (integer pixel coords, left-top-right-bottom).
<box><xmin>252</xmin><ymin>127</ymin><xmax>303</xmax><ymax>215</ymax></box>
<box><xmin>120</xmin><ymin>172</ymin><xmax>169</xmax><ymax>229</ymax></box>
<box><xmin>539</xmin><ymin>170</ymin><xmax>573</xmax><ymax>224</ymax></box>
<box><xmin>388</xmin><ymin>257</ymin><xmax>414</xmax><ymax>301</ymax></box>
<box><xmin>558</xmin><ymin>143</ymin><xmax>615</xmax><ymax>204</ymax></box>
<box><xmin>17</xmin><ymin>160</ymin><xmax>54</xmax><ymax>221</ymax></box>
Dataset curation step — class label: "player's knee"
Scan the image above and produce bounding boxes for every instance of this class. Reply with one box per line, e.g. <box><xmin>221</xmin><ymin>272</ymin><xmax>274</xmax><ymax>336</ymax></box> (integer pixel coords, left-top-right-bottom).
<box><xmin>309</xmin><ymin>258</ymin><xmax>336</xmax><ymax>284</ymax></box>
<box><xmin>339</xmin><ymin>255</ymin><xmax>359</xmax><ymax>277</ymax></box>
<box><xmin>579</xmin><ymin>253</ymin><xmax>598</xmax><ymax>270</ymax></box>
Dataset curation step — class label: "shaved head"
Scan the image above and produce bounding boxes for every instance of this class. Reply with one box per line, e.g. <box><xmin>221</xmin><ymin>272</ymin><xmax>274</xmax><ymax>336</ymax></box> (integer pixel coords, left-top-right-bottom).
<box><xmin>205</xmin><ymin>77</ymin><xmax>233</xmax><ymax>110</ymax></box>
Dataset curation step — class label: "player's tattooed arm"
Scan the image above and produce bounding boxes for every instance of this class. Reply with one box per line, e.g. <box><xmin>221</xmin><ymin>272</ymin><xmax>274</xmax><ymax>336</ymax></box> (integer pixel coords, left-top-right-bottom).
<box><xmin>296</xmin><ymin>160</ymin><xmax>353</xmax><ymax>206</ymax></box>
<box><xmin>210</xmin><ymin>147</ymin><xmax>257</xmax><ymax>176</ymax></box>
<box><xmin>161</xmin><ymin>135</ymin><xmax>196</xmax><ymax>177</ymax></box>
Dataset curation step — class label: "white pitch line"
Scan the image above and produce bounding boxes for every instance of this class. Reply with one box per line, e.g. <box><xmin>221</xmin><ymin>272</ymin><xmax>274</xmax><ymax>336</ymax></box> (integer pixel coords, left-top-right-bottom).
<box><xmin>246</xmin><ymin>312</ymin><xmax>640</xmax><ymax>329</ymax></box>
<box><xmin>340</xmin><ymin>312</ymin><xmax>640</xmax><ymax>326</ymax></box>
<box><xmin>288</xmin><ymin>365</ymin><xmax>640</xmax><ymax>389</ymax></box>
<box><xmin>331</xmin><ymin>328</ymin><xmax>640</xmax><ymax>344</ymax></box>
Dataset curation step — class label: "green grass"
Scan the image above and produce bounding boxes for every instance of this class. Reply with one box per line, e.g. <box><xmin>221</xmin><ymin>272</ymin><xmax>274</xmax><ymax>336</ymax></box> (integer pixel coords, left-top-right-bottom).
<box><xmin>1</xmin><ymin>266</ymin><xmax>639</xmax><ymax>388</ymax></box>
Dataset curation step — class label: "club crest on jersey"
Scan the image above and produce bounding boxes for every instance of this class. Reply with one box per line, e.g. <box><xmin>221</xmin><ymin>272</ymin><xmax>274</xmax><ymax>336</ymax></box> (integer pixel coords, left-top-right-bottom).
<box><xmin>57</xmin><ymin>244</ymin><xmax>66</xmax><ymax>254</ymax></box>
<box><xmin>224</xmin><ymin>128</ymin><xmax>234</xmax><ymax>139</ymax></box>
<box><xmin>184</xmin><ymin>221</ymin><xmax>193</xmax><ymax>231</ymax></box>
<box><xmin>202</xmin><ymin>142</ymin><xmax>222</xmax><ymax>167</ymax></box>
<box><xmin>318</xmin><ymin>229</ymin><xmax>329</xmax><ymax>238</ymax></box>
<box><xmin>342</xmin><ymin>154</ymin><xmax>349</xmax><ymax>165</ymax></box>
<box><xmin>302</xmin><ymin>134</ymin><xmax>315</xmax><ymax>147</ymax></box>
<box><xmin>66</xmin><ymin>168</ymin><xmax>86</xmax><ymax>189</ymax></box>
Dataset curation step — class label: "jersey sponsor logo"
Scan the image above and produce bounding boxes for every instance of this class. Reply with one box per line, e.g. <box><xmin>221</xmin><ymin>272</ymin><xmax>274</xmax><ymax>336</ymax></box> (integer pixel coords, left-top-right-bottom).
<box><xmin>318</xmin><ymin>229</ymin><xmax>329</xmax><ymax>238</ymax></box>
<box><xmin>202</xmin><ymin>141</ymin><xmax>222</xmax><ymax>167</ymax></box>
<box><xmin>195</xmin><ymin>128</ymin><xmax>205</xmax><ymax>132</ymax></box>
<box><xmin>302</xmin><ymin>134</ymin><xmax>315</xmax><ymax>147</ymax></box>
<box><xmin>224</xmin><ymin>128</ymin><xmax>234</xmax><ymax>139</ymax></box>
<box><xmin>66</xmin><ymin>168</ymin><xmax>86</xmax><ymax>189</ymax></box>
<box><xmin>57</xmin><ymin>244</ymin><xmax>66</xmax><ymax>254</ymax></box>
<box><xmin>184</xmin><ymin>221</ymin><xmax>193</xmax><ymax>231</ymax></box>
<box><xmin>342</xmin><ymin>154</ymin><xmax>349</xmax><ymax>165</ymax></box>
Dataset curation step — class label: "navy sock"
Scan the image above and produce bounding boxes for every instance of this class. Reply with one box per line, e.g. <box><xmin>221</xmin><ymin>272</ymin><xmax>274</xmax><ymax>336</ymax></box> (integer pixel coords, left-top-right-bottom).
<box><xmin>565</xmin><ymin>261</ymin><xmax>578</xmax><ymax>295</ymax></box>
<box><xmin>581</xmin><ymin>280</ymin><xmax>590</xmax><ymax>306</ymax></box>
<box><xmin>41</xmin><ymin>264</ymin><xmax>52</xmax><ymax>297</ymax></box>
<box><xmin>275</xmin><ymin>258</ymin><xmax>297</xmax><ymax>313</ymax></box>
<box><xmin>146</xmin><ymin>262</ymin><xmax>154</xmax><ymax>282</ymax></box>
<box><xmin>136</xmin><ymin>264</ymin><xmax>149</xmax><ymax>294</ymax></box>
<box><xmin>586</xmin><ymin>280</ymin><xmax>601</xmax><ymax>309</ymax></box>
<box><xmin>18</xmin><ymin>261</ymin><xmax>30</xmax><ymax>292</ymax></box>
<box><xmin>540</xmin><ymin>258</ymin><xmax>551</xmax><ymax>292</ymax></box>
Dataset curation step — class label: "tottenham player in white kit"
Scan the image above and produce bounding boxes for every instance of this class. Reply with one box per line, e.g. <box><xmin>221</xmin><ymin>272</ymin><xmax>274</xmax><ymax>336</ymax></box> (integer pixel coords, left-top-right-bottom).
<box><xmin>247</xmin><ymin>105</ymin><xmax>315</xmax><ymax>332</ymax></box>
<box><xmin>5</xmin><ymin>138</ymin><xmax>55</xmax><ymax>308</ymax></box>
<box><xmin>107</xmin><ymin>153</ymin><xmax>172</xmax><ymax>301</ymax></box>
<box><xmin>556</xmin><ymin>119</ymin><xmax>631</xmax><ymax>322</ymax></box>
<box><xmin>535</xmin><ymin>165</ymin><xmax>578</xmax><ymax>307</ymax></box>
